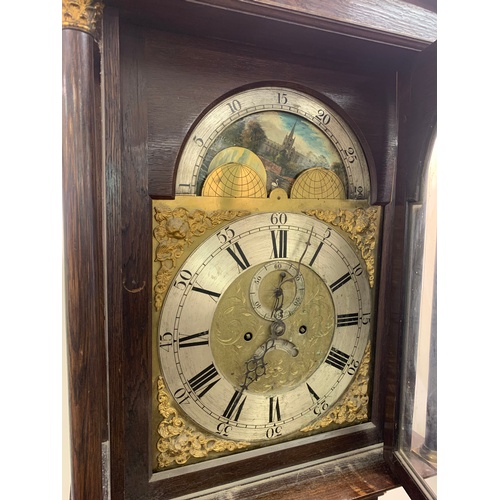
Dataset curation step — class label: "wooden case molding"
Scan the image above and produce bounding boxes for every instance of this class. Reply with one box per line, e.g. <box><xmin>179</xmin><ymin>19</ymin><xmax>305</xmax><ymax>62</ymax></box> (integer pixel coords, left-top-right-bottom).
<box><xmin>62</xmin><ymin>1</ymin><xmax>436</xmax><ymax>499</ymax></box>
<box><xmin>62</xmin><ymin>1</ymin><xmax>106</xmax><ymax>499</ymax></box>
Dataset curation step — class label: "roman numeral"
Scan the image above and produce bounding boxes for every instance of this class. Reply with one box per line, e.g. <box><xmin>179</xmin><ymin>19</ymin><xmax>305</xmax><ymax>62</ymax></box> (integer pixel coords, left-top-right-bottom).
<box><xmin>178</xmin><ymin>330</ymin><xmax>209</xmax><ymax>348</ymax></box>
<box><xmin>226</xmin><ymin>242</ymin><xmax>251</xmax><ymax>270</ymax></box>
<box><xmin>188</xmin><ymin>363</ymin><xmax>220</xmax><ymax>398</ymax></box>
<box><xmin>308</xmin><ymin>241</ymin><xmax>323</xmax><ymax>266</ymax></box>
<box><xmin>325</xmin><ymin>347</ymin><xmax>350</xmax><ymax>371</ymax></box>
<box><xmin>337</xmin><ymin>312</ymin><xmax>359</xmax><ymax>327</ymax></box>
<box><xmin>269</xmin><ymin>396</ymin><xmax>281</xmax><ymax>422</ymax></box>
<box><xmin>222</xmin><ymin>390</ymin><xmax>247</xmax><ymax>421</ymax></box>
<box><xmin>306</xmin><ymin>383</ymin><xmax>320</xmax><ymax>404</ymax></box>
<box><xmin>271</xmin><ymin>230</ymin><xmax>287</xmax><ymax>258</ymax></box>
<box><xmin>329</xmin><ymin>272</ymin><xmax>352</xmax><ymax>292</ymax></box>
<box><xmin>191</xmin><ymin>286</ymin><xmax>221</xmax><ymax>299</ymax></box>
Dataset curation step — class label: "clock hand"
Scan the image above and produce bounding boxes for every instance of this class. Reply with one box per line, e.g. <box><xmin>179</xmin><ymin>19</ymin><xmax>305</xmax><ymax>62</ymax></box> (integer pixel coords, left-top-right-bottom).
<box><xmin>271</xmin><ymin>227</ymin><xmax>313</xmax><ymax>320</ymax></box>
<box><xmin>240</xmin><ymin>337</ymin><xmax>298</xmax><ymax>391</ymax></box>
<box><xmin>280</xmin><ymin>226</ymin><xmax>313</xmax><ymax>287</ymax></box>
<box><xmin>271</xmin><ymin>272</ymin><xmax>287</xmax><ymax>321</ymax></box>
<box><xmin>239</xmin><ymin>230</ymin><xmax>313</xmax><ymax>390</ymax></box>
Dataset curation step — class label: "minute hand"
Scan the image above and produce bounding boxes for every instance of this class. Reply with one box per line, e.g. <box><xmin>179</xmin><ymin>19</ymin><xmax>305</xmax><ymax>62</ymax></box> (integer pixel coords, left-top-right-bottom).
<box><xmin>279</xmin><ymin>226</ymin><xmax>313</xmax><ymax>288</ymax></box>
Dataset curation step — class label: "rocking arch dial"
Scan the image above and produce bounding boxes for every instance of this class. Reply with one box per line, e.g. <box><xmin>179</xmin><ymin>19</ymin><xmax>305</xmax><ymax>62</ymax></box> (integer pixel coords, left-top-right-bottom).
<box><xmin>175</xmin><ymin>85</ymin><xmax>371</xmax><ymax>200</ymax></box>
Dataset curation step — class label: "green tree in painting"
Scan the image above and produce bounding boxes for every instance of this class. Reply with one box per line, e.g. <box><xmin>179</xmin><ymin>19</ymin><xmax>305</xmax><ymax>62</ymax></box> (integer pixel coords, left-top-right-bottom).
<box><xmin>222</xmin><ymin>119</ymin><xmax>245</xmax><ymax>147</ymax></box>
<box><xmin>241</xmin><ymin>120</ymin><xmax>267</xmax><ymax>152</ymax></box>
<box><xmin>280</xmin><ymin>160</ymin><xmax>300</xmax><ymax>179</ymax></box>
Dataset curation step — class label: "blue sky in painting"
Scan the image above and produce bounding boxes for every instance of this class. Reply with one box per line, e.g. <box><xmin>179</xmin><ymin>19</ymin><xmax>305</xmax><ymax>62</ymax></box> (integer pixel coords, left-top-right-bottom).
<box><xmin>278</xmin><ymin>112</ymin><xmax>337</xmax><ymax>161</ymax></box>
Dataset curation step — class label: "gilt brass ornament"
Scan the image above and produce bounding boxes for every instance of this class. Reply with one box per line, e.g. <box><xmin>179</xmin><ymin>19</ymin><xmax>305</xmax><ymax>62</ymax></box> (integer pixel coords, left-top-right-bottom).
<box><xmin>62</xmin><ymin>0</ymin><xmax>104</xmax><ymax>37</ymax></box>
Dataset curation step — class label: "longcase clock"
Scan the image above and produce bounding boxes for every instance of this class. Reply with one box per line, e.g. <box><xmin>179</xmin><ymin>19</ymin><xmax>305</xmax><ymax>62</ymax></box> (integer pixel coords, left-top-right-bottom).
<box><xmin>62</xmin><ymin>1</ymin><xmax>437</xmax><ymax>499</ymax></box>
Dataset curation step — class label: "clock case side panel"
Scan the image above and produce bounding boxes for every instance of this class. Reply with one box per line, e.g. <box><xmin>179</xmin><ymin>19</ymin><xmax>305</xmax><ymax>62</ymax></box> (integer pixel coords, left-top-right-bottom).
<box><xmin>101</xmin><ymin>11</ymin><xmax>155</xmax><ymax>499</ymax></box>
<box><xmin>99</xmin><ymin>8</ymin><xmax>429</xmax><ymax>500</ymax></box>
<box><xmin>383</xmin><ymin>42</ymin><xmax>437</xmax><ymax>499</ymax></box>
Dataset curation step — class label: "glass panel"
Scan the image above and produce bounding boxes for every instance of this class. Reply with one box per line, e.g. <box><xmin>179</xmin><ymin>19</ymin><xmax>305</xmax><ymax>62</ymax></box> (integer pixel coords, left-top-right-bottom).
<box><xmin>396</xmin><ymin>131</ymin><xmax>437</xmax><ymax>498</ymax></box>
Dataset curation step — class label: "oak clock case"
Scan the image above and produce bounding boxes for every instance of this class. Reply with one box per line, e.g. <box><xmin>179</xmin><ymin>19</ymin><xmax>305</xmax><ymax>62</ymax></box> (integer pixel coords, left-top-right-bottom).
<box><xmin>152</xmin><ymin>85</ymin><xmax>381</xmax><ymax>473</ymax></box>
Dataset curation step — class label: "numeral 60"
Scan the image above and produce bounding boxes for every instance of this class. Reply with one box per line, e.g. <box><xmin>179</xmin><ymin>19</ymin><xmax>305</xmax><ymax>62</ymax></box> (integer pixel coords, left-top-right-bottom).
<box><xmin>270</xmin><ymin>212</ymin><xmax>287</xmax><ymax>225</ymax></box>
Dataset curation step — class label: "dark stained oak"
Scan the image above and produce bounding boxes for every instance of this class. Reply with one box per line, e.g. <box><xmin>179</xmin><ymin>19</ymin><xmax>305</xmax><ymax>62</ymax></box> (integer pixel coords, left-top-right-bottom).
<box><xmin>62</xmin><ymin>28</ymin><xmax>105</xmax><ymax>500</ymax></box>
<box><xmin>144</xmin><ymin>28</ymin><xmax>397</xmax><ymax>203</ymax></box>
<box><xmin>101</xmin><ymin>8</ymin><xmax>126</xmax><ymax>499</ymax></box>
<box><xmin>62</xmin><ymin>1</ymin><xmax>437</xmax><ymax>499</ymax></box>
<box><xmin>108</xmin><ymin>0</ymin><xmax>436</xmax><ymax>56</ymax></box>
<box><xmin>186</xmin><ymin>445</ymin><xmax>398</xmax><ymax>500</ymax></box>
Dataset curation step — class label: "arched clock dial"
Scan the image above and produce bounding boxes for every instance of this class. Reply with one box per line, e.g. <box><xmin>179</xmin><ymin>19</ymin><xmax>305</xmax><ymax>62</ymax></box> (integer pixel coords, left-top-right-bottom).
<box><xmin>175</xmin><ymin>85</ymin><xmax>371</xmax><ymax>200</ymax></box>
<box><xmin>158</xmin><ymin>212</ymin><xmax>371</xmax><ymax>443</ymax></box>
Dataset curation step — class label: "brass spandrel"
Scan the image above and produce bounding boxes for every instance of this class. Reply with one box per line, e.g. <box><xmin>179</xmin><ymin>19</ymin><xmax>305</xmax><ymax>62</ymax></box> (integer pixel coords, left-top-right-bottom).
<box><xmin>156</xmin><ymin>376</ymin><xmax>249</xmax><ymax>469</ymax></box>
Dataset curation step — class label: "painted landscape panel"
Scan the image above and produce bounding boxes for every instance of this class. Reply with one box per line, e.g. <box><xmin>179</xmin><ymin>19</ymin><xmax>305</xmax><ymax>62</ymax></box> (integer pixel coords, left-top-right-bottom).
<box><xmin>197</xmin><ymin>111</ymin><xmax>347</xmax><ymax>197</ymax></box>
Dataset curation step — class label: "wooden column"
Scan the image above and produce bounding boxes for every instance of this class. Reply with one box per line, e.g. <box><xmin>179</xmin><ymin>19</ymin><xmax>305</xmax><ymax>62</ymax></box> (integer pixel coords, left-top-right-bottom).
<box><xmin>62</xmin><ymin>2</ymin><xmax>105</xmax><ymax>499</ymax></box>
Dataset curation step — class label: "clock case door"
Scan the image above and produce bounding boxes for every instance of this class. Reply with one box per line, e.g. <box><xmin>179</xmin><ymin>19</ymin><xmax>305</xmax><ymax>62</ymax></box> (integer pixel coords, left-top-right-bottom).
<box><xmin>62</xmin><ymin>1</ymin><xmax>437</xmax><ymax>499</ymax></box>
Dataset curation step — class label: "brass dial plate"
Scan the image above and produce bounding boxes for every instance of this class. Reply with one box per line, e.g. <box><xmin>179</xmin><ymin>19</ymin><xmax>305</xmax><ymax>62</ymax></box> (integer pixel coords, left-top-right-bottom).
<box><xmin>157</xmin><ymin>211</ymin><xmax>372</xmax><ymax>443</ymax></box>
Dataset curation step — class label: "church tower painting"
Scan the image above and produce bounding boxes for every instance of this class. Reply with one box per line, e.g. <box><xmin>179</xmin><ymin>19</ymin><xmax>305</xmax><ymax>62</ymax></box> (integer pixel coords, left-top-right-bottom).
<box><xmin>280</xmin><ymin>120</ymin><xmax>298</xmax><ymax>163</ymax></box>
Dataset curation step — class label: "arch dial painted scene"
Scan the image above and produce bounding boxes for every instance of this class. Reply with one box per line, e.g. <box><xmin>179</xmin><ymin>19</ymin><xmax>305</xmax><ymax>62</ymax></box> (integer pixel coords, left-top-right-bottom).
<box><xmin>152</xmin><ymin>85</ymin><xmax>380</xmax><ymax>471</ymax></box>
<box><xmin>175</xmin><ymin>85</ymin><xmax>371</xmax><ymax>200</ymax></box>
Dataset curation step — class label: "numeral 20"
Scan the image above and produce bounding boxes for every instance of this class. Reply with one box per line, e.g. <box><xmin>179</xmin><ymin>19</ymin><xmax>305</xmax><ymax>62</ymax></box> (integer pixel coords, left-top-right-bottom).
<box><xmin>174</xmin><ymin>269</ymin><xmax>193</xmax><ymax>289</ymax></box>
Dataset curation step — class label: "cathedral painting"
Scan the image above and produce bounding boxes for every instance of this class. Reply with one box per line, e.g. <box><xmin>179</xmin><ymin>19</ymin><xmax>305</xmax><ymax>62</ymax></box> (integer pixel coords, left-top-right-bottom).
<box><xmin>196</xmin><ymin>111</ymin><xmax>347</xmax><ymax>197</ymax></box>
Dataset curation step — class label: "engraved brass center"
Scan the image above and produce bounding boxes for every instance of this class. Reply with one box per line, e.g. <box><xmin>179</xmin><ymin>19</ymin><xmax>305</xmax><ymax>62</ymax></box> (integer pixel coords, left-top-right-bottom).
<box><xmin>210</xmin><ymin>262</ymin><xmax>335</xmax><ymax>395</ymax></box>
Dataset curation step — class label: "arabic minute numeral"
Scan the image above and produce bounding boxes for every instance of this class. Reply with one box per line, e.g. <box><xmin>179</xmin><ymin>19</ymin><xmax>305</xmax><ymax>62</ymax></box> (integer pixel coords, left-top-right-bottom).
<box><xmin>193</xmin><ymin>135</ymin><xmax>204</xmax><ymax>147</ymax></box>
<box><xmin>352</xmin><ymin>263</ymin><xmax>363</xmax><ymax>276</ymax></box>
<box><xmin>277</xmin><ymin>92</ymin><xmax>288</xmax><ymax>104</ymax></box>
<box><xmin>227</xmin><ymin>99</ymin><xmax>242</xmax><ymax>113</ymax></box>
<box><xmin>173</xmin><ymin>387</ymin><xmax>190</xmax><ymax>405</ymax></box>
<box><xmin>307</xmin><ymin>382</ymin><xmax>329</xmax><ymax>414</ymax></box>
<box><xmin>270</xmin><ymin>212</ymin><xmax>287</xmax><ymax>225</ymax></box>
<box><xmin>266</xmin><ymin>424</ymin><xmax>283</xmax><ymax>439</ymax></box>
<box><xmin>217</xmin><ymin>226</ymin><xmax>235</xmax><ymax>244</ymax></box>
<box><xmin>341</xmin><ymin>147</ymin><xmax>357</xmax><ymax>164</ymax></box>
<box><xmin>347</xmin><ymin>359</ymin><xmax>360</xmax><ymax>376</ymax></box>
<box><xmin>216</xmin><ymin>422</ymin><xmax>232</xmax><ymax>437</ymax></box>
<box><xmin>174</xmin><ymin>269</ymin><xmax>193</xmax><ymax>290</ymax></box>
<box><xmin>159</xmin><ymin>332</ymin><xmax>173</xmax><ymax>351</ymax></box>
<box><xmin>315</xmin><ymin>109</ymin><xmax>331</xmax><ymax>125</ymax></box>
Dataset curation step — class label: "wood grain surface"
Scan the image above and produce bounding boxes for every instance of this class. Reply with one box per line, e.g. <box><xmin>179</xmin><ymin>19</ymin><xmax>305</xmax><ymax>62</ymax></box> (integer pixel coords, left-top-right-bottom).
<box><xmin>62</xmin><ymin>28</ymin><xmax>104</xmax><ymax>500</ymax></box>
<box><xmin>62</xmin><ymin>1</ymin><xmax>437</xmax><ymax>498</ymax></box>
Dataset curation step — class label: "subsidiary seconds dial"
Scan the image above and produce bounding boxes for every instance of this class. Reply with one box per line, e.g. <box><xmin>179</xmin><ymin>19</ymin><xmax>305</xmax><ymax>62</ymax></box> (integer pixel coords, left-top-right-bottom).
<box><xmin>158</xmin><ymin>212</ymin><xmax>372</xmax><ymax>443</ymax></box>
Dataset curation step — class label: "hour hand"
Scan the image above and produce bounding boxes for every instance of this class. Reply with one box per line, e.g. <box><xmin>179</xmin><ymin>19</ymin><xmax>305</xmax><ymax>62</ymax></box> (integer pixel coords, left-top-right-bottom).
<box><xmin>240</xmin><ymin>336</ymin><xmax>298</xmax><ymax>390</ymax></box>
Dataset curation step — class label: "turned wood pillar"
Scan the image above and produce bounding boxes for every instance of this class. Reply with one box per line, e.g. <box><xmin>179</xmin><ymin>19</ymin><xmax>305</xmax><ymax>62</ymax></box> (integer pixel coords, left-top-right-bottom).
<box><xmin>62</xmin><ymin>2</ymin><xmax>105</xmax><ymax>499</ymax></box>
